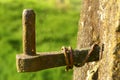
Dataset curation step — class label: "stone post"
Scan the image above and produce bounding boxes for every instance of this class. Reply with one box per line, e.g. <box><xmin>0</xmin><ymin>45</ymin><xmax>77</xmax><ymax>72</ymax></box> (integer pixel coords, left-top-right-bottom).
<box><xmin>74</xmin><ymin>0</ymin><xmax>120</xmax><ymax>80</ymax></box>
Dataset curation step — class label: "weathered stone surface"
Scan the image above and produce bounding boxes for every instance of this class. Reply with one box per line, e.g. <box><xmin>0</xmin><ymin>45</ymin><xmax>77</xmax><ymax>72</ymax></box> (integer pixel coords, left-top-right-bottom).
<box><xmin>74</xmin><ymin>0</ymin><xmax>100</xmax><ymax>80</ymax></box>
<box><xmin>99</xmin><ymin>0</ymin><xmax>120</xmax><ymax>80</ymax></box>
<box><xmin>74</xmin><ymin>0</ymin><xmax>120</xmax><ymax>80</ymax></box>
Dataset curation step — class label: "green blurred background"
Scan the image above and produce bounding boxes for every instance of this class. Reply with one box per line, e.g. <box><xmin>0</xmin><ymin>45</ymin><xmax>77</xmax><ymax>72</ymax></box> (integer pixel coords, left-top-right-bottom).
<box><xmin>0</xmin><ymin>0</ymin><xmax>81</xmax><ymax>80</ymax></box>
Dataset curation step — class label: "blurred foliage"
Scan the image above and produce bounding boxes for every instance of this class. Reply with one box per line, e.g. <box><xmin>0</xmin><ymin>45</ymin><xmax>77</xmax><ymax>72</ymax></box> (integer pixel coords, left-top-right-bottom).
<box><xmin>0</xmin><ymin>0</ymin><xmax>81</xmax><ymax>80</ymax></box>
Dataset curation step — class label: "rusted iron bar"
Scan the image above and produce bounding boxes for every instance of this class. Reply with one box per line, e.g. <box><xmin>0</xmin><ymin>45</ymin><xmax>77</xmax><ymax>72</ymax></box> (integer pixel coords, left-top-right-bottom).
<box><xmin>16</xmin><ymin>46</ymin><xmax>99</xmax><ymax>72</ymax></box>
<box><xmin>22</xmin><ymin>9</ymin><xmax>36</xmax><ymax>55</ymax></box>
<box><xmin>16</xmin><ymin>9</ymin><xmax>100</xmax><ymax>72</ymax></box>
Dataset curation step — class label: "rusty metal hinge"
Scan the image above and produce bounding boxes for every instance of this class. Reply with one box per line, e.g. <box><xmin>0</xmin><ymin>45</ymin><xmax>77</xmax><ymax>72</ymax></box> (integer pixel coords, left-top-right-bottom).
<box><xmin>16</xmin><ymin>9</ymin><xmax>100</xmax><ymax>72</ymax></box>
